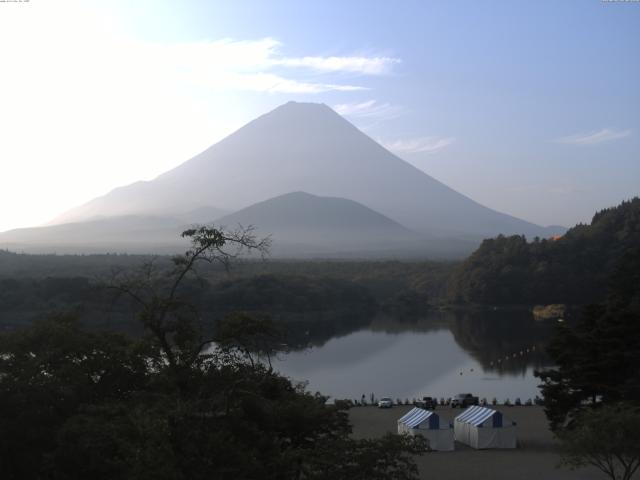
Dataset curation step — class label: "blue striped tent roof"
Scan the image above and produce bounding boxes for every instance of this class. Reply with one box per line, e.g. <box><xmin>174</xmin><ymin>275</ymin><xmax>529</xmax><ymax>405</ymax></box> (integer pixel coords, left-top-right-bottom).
<box><xmin>397</xmin><ymin>407</ymin><xmax>436</xmax><ymax>428</ymax></box>
<box><xmin>455</xmin><ymin>406</ymin><xmax>500</xmax><ymax>426</ymax></box>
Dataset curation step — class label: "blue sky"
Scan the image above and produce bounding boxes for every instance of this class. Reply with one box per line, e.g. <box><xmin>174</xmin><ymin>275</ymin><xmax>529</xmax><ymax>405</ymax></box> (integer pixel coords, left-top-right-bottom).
<box><xmin>0</xmin><ymin>0</ymin><xmax>638</xmax><ymax>231</ymax></box>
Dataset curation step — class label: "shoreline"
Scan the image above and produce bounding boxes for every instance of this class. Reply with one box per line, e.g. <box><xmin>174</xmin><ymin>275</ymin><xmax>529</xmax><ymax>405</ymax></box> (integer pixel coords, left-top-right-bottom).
<box><xmin>349</xmin><ymin>405</ymin><xmax>603</xmax><ymax>480</ymax></box>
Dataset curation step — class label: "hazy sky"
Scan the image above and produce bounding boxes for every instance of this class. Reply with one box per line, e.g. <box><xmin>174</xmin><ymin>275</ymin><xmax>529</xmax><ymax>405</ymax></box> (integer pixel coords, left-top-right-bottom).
<box><xmin>1</xmin><ymin>0</ymin><xmax>638</xmax><ymax>232</ymax></box>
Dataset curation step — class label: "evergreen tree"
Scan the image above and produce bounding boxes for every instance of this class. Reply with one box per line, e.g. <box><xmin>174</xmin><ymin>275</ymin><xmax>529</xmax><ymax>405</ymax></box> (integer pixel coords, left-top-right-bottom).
<box><xmin>448</xmin><ymin>197</ymin><xmax>640</xmax><ymax>305</ymax></box>
<box><xmin>536</xmin><ymin>250</ymin><xmax>640</xmax><ymax>431</ymax></box>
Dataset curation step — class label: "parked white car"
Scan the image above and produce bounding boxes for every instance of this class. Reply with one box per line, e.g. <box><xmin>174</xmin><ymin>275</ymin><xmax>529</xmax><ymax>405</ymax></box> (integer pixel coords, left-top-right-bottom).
<box><xmin>378</xmin><ymin>397</ymin><xmax>393</xmax><ymax>408</ymax></box>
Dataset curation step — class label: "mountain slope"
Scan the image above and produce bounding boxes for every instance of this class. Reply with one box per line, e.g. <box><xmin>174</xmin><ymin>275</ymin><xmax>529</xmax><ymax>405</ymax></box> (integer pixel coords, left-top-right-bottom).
<box><xmin>217</xmin><ymin>191</ymin><xmax>414</xmax><ymax>232</ymax></box>
<box><xmin>216</xmin><ymin>191</ymin><xmax>424</xmax><ymax>256</ymax></box>
<box><xmin>0</xmin><ymin>215</ymin><xmax>189</xmax><ymax>254</ymax></box>
<box><xmin>54</xmin><ymin>102</ymin><xmax>561</xmax><ymax>240</ymax></box>
<box><xmin>0</xmin><ymin>192</ymin><xmax>478</xmax><ymax>257</ymax></box>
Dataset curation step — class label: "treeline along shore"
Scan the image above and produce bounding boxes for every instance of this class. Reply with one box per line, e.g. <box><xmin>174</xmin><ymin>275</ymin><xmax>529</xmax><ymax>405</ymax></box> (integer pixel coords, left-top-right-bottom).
<box><xmin>1</xmin><ymin>198</ymin><xmax>638</xmax><ymax>336</ymax></box>
<box><xmin>0</xmin><ymin>200</ymin><xmax>638</xmax><ymax>480</ymax></box>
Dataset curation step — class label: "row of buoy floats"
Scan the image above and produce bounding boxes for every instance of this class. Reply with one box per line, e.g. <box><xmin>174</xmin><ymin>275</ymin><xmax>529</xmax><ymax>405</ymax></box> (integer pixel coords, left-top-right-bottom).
<box><xmin>456</xmin><ymin>345</ymin><xmax>541</xmax><ymax>375</ymax></box>
<box><xmin>489</xmin><ymin>345</ymin><xmax>537</xmax><ymax>367</ymax></box>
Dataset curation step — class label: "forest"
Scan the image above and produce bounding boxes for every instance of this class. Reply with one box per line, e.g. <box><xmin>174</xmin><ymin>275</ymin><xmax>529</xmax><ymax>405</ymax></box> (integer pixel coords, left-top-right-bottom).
<box><xmin>1</xmin><ymin>201</ymin><xmax>639</xmax><ymax>479</ymax></box>
<box><xmin>0</xmin><ymin>250</ymin><xmax>453</xmax><ymax>335</ymax></box>
<box><xmin>0</xmin><ymin>227</ymin><xmax>429</xmax><ymax>479</ymax></box>
<box><xmin>447</xmin><ymin>198</ymin><xmax>640</xmax><ymax>306</ymax></box>
<box><xmin>2</xmin><ymin>198</ymin><xmax>639</xmax><ymax>336</ymax></box>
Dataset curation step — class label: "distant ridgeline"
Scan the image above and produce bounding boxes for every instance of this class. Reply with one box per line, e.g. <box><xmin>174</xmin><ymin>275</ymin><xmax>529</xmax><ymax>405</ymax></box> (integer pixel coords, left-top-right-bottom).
<box><xmin>447</xmin><ymin>198</ymin><xmax>640</xmax><ymax>306</ymax></box>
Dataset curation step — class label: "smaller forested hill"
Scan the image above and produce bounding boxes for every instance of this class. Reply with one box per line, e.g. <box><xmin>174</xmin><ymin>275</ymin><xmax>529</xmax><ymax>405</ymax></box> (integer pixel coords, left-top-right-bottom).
<box><xmin>447</xmin><ymin>198</ymin><xmax>640</xmax><ymax>305</ymax></box>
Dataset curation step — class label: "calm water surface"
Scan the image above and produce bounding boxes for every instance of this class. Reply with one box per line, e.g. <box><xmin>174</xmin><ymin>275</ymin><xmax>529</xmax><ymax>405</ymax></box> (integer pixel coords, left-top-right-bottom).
<box><xmin>272</xmin><ymin>310</ymin><xmax>555</xmax><ymax>402</ymax></box>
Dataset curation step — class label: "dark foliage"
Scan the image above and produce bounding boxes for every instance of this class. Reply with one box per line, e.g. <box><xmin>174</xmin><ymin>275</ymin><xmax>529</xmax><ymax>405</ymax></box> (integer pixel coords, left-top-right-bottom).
<box><xmin>0</xmin><ymin>258</ymin><xmax>452</xmax><ymax>334</ymax></box>
<box><xmin>558</xmin><ymin>404</ymin><xmax>640</xmax><ymax>480</ymax></box>
<box><xmin>535</xmin><ymin>249</ymin><xmax>640</xmax><ymax>431</ymax></box>
<box><xmin>448</xmin><ymin>198</ymin><xmax>640</xmax><ymax>305</ymax></box>
<box><xmin>208</xmin><ymin>274</ymin><xmax>374</xmax><ymax>314</ymax></box>
<box><xmin>0</xmin><ymin>226</ymin><xmax>426</xmax><ymax>480</ymax></box>
<box><xmin>0</xmin><ymin>314</ymin><xmax>153</xmax><ymax>480</ymax></box>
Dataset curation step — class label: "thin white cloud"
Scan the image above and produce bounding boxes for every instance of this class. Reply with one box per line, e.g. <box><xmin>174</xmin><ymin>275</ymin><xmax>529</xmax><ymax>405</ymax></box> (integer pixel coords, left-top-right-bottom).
<box><xmin>276</xmin><ymin>55</ymin><xmax>400</xmax><ymax>75</ymax></box>
<box><xmin>188</xmin><ymin>71</ymin><xmax>366</xmax><ymax>93</ymax></box>
<box><xmin>383</xmin><ymin>136</ymin><xmax>455</xmax><ymax>154</ymax></box>
<box><xmin>333</xmin><ymin>99</ymin><xmax>403</xmax><ymax>120</ymax></box>
<box><xmin>151</xmin><ymin>38</ymin><xmax>385</xmax><ymax>94</ymax></box>
<box><xmin>253</xmin><ymin>77</ymin><xmax>366</xmax><ymax>94</ymax></box>
<box><xmin>0</xmin><ymin>0</ymin><xmax>401</xmax><ymax>231</ymax></box>
<box><xmin>555</xmin><ymin>128</ymin><xmax>631</xmax><ymax>146</ymax></box>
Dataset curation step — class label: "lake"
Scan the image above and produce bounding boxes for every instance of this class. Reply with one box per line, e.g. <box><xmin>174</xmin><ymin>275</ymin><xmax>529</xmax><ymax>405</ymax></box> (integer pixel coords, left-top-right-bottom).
<box><xmin>272</xmin><ymin>309</ymin><xmax>556</xmax><ymax>403</ymax></box>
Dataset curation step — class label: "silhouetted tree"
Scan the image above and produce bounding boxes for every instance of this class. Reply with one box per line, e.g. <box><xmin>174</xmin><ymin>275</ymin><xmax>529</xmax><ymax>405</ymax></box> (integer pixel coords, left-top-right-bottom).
<box><xmin>0</xmin><ymin>225</ymin><xmax>427</xmax><ymax>480</ymax></box>
<box><xmin>0</xmin><ymin>314</ymin><xmax>152</xmax><ymax>480</ymax></box>
<box><xmin>558</xmin><ymin>404</ymin><xmax>640</xmax><ymax>480</ymax></box>
<box><xmin>536</xmin><ymin>250</ymin><xmax>640</xmax><ymax>431</ymax></box>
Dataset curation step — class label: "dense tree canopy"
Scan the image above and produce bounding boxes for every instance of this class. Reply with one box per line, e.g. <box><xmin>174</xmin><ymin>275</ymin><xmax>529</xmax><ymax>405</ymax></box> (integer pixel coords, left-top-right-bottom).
<box><xmin>447</xmin><ymin>197</ymin><xmax>640</xmax><ymax>305</ymax></box>
<box><xmin>0</xmin><ymin>226</ymin><xmax>427</xmax><ymax>480</ymax></box>
<box><xmin>0</xmin><ymin>314</ymin><xmax>153</xmax><ymax>479</ymax></box>
<box><xmin>0</xmin><ymin>261</ymin><xmax>451</xmax><ymax>334</ymax></box>
<box><xmin>558</xmin><ymin>403</ymin><xmax>640</xmax><ymax>480</ymax></box>
<box><xmin>535</xmin><ymin>249</ymin><xmax>640</xmax><ymax>431</ymax></box>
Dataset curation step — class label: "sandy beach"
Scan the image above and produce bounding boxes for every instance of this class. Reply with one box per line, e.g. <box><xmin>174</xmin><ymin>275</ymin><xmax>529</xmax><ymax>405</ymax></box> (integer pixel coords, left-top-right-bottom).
<box><xmin>349</xmin><ymin>405</ymin><xmax>606</xmax><ymax>480</ymax></box>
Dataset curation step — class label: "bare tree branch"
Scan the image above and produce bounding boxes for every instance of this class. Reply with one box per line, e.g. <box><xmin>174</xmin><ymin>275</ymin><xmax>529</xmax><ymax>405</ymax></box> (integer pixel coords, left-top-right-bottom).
<box><xmin>103</xmin><ymin>224</ymin><xmax>270</xmax><ymax>387</ymax></box>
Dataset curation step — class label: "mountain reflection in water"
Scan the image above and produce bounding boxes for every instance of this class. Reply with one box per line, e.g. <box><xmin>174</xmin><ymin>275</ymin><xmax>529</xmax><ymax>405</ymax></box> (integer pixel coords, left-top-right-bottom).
<box><xmin>272</xmin><ymin>310</ymin><xmax>554</xmax><ymax>402</ymax></box>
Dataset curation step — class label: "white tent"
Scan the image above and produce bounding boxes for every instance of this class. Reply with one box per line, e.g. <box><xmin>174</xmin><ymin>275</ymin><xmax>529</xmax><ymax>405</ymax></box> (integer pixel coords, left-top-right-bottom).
<box><xmin>454</xmin><ymin>405</ymin><xmax>517</xmax><ymax>449</ymax></box>
<box><xmin>397</xmin><ymin>407</ymin><xmax>454</xmax><ymax>451</ymax></box>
